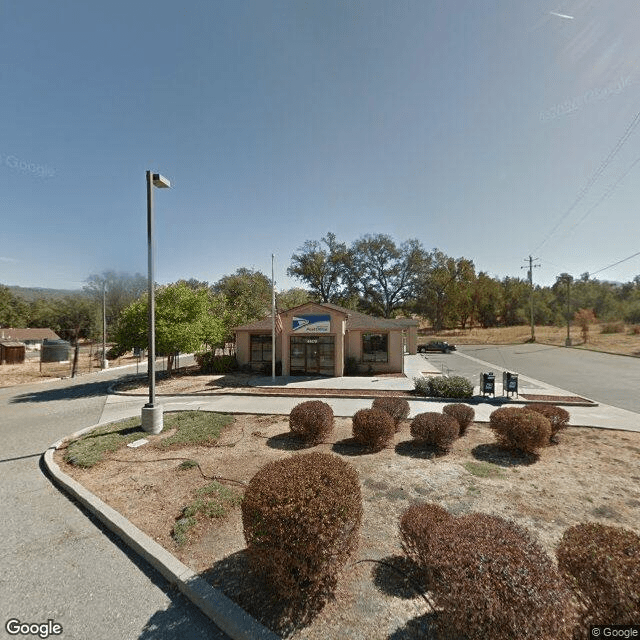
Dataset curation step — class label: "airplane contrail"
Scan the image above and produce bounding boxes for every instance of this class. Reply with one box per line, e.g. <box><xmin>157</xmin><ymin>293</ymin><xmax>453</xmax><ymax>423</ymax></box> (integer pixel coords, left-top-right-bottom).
<box><xmin>550</xmin><ymin>10</ymin><xmax>574</xmax><ymax>19</ymax></box>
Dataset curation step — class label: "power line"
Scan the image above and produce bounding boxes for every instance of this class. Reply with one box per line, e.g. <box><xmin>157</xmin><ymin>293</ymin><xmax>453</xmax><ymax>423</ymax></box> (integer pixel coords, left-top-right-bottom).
<box><xmin>588</xmin><ymin>251</ymin><xmax>640</xmax><ymax>277</ymax></box>
<box><xmin>561</xmin><ymin>155</ymin><xmax>640</xmax><ymax>240</ymax></box>
<box><xmin>533</xmin><ymin>108</ymin><xmax>640</xmax><ymax>254</ymax></box>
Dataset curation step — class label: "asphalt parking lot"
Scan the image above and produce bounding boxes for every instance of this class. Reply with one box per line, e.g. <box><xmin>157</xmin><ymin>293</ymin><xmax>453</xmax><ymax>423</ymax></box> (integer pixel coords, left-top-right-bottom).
<box><xmin>427</xmin><ymin>344</ymin><xmax>640</xmax><ymax>414</ymax></box>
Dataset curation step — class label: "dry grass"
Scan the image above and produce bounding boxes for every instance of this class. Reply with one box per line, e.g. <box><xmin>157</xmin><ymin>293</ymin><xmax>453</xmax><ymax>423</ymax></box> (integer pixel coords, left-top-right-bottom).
<box><xmin>55</xmin><ymin>414</ymin><xmax>640</xmax><ymax>640</ymax></box>
<box><xmin>421</xmin><ymin>323</ymin><xmax>640</xmax><ymax>357</ymax></box>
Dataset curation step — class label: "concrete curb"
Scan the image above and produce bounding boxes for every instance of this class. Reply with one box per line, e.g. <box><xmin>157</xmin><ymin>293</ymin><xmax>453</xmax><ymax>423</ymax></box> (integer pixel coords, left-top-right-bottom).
<box><xmin>43</xmin><ymin>428</ymin><xmax>280</xmax><ymax>640</ymax></box>
<box><xmin>107</xmin><ymin>383</ymin><xmax>597</xmax><ymax>407</ymax></box>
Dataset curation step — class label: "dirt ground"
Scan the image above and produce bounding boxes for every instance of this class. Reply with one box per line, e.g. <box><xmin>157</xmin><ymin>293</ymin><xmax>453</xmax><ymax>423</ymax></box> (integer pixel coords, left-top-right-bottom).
<box><xmin>55</xmin><ymin>413</ymin><xmax>640</xmax><ymax>640</ymax></box>
<box><xmin>425</xmin><ymin>322</ymin><xmax>640</xmax><ymax>356</ymax></box>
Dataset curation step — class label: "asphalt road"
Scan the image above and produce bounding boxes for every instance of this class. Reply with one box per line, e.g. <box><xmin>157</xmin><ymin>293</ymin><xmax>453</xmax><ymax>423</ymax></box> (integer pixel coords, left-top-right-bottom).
<box><xmin>436</xmin><ymin>344</ymin><xmax>640</xmax><ymax>414</ymax></box>
<box><xmin>0</xmin><ymin>362</ymin><xmax>229</xmax><ymax>640</ymax></box>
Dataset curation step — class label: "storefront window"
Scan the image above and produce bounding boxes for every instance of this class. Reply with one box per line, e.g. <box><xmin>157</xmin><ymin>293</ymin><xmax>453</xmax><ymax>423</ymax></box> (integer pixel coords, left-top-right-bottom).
<box><xmin>250</xmin><ymin>334</ymin><xmax>272</xmax><ymax>363</ymax></box>
<box><xmin>362</xmin><ymin>333</ymin><xmax>388</xmax><ymax>362</ymax></box>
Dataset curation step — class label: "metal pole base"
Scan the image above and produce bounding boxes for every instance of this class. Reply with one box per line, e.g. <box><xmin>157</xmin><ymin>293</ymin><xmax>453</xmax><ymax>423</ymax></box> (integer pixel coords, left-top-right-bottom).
<box><xmin>141</xmin><ymin>404</ymin><xmax>164</xmax><ymax>434</ymax></box>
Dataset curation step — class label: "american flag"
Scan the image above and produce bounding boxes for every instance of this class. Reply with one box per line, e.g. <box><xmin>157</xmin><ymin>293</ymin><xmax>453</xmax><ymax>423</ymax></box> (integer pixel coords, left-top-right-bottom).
<box><xmin>275</xmin><ymin>311</ymin><xmax>283</xmax><ymax>334</ymax></box>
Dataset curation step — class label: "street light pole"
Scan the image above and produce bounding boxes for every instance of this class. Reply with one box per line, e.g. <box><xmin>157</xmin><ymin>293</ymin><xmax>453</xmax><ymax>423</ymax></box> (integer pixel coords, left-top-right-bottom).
<box><xmin>102</xmin><ymin>281</ymin><xmax>108</xmax><ymax>369</ymax></box>
<box><xmin>141</xmin><ymin>170</ymin><xmax>170</xmax><ymax>434</ymax></box>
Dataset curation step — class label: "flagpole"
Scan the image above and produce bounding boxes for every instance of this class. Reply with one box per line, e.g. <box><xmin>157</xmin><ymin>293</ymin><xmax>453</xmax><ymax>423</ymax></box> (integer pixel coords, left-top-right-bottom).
<box><xmin>271</xmin><ymin>253</ymin><xmax>276</xmax><ymax>380</ymax></box>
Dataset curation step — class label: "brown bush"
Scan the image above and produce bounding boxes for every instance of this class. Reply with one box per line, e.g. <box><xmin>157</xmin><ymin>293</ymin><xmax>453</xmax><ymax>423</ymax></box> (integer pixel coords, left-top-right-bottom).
<box><xmin>525</xmin><ymin>403</ymin><xmax>569</xmax><ymax>440</ymax></box>
<box><xmin>557</xmin><ymin>523</ymin><xmax>640</xmax><ymax>631</ymax></box>
<box><xmin>241</xmin><ymin>453</ymin><xmax>362</xmax><ymax>606</ymax></box>
<box><xmin>289</xmin><ymin>400</ymin><xmax>334</xmax><ymax>444</ymax></box>
<box><xmin>352</xmin><ymin>408</ymin><xmax>395</xmax><ymax>451</ymax></box>
<box><xmin>409</xmin><ymin>412</ymin><xmax>459</xmax><ymax>451</ymax></box>
<box><xmin>399</xmin><ymin>502</ymin><xmax>453</xmax><ymax>584</ymax></box>
<box><xmin>418</xmin><ymin>512</ymin><xmax>577</xmax><ymax>640</ymax></box>
<box><xmin>489</xmin><ymin>406</ymin><xmax>551</xmax><ymax>455</ymax></box>
<box><xmin>442</xmin><ymin>403</ymin><xmax>475</xmax><ymax>435</ymax></box>
<box><xmin>371</xmin><ymin>396</ymin><xmax>410</xmax><ymax>430</ymax></box>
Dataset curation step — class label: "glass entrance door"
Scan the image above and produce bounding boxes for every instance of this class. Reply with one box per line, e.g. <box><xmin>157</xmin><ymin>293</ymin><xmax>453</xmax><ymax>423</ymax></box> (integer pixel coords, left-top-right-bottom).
<box><xmin>290</xmin><ymin>336</ymin><xmax>335</xmax><ymax>375</ymax></box>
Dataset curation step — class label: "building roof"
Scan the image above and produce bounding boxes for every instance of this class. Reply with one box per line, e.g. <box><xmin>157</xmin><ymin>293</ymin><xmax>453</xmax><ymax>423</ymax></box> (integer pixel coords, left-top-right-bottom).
<box><xmin>0</xmin><ymin>328</ymin><xmax>60</xmax><ymax>341</ymax></box>
<box><xmin>233</xmin><ymin>302</ymin><xmax>418</xmax><ymax>333</ymax></box>
<box><xmin>0</xmin><ymin>340</ymin><xmax>26</xmax><ymax>348</ymax></box>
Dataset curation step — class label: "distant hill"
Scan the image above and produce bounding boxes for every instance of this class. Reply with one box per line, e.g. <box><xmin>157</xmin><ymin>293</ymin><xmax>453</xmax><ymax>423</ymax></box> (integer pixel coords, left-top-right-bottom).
<box><xmin>6</xmin><ymin>285</ymin><xmax>81</xmax><ymax>302</ymax></box>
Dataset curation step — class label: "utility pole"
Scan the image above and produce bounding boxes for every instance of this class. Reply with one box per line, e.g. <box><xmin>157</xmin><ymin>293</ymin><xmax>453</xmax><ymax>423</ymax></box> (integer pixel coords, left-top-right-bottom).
<box><xmin>522</xmin><ymin>256</ymin><xmax>540</xmax><ymax>342</ymax></box>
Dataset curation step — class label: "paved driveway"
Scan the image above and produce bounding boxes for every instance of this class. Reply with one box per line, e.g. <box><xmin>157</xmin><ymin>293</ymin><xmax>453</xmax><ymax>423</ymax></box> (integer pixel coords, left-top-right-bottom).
<box><xmin>451</xmin><ymin>344</ymin><xmax>640</xmax><ymax>414</ymax></box>
<box><xmin>0</xmin><ymin>367</ymin><xmax>229</xmax><ymax>640</ymax></box>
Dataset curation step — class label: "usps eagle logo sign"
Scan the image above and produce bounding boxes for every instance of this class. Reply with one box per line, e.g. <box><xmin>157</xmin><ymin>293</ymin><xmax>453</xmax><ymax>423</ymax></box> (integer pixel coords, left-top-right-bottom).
<box><xmin>292</xmin><ymin>314</ymin><xmax>331</xmax><ymax>333</ymax></box>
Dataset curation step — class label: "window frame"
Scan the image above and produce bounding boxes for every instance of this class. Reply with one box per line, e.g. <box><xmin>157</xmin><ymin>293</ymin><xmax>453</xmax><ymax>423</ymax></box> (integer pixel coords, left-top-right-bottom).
<box><xmin>361</xmin><ymin>332</ymin><xmax>389</xmax><ymax>363</ymax></box>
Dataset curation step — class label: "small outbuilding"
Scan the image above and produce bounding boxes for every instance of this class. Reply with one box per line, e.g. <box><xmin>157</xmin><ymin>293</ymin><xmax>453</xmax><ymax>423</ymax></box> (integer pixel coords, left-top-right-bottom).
<box><xmin>0</xmin><ymin>340</ymin><xmax>26</xmax><ymax>365</ymax></box>
<box><xmin>234</xmin><ymin>302</ymin><xmax>418</xmax><ymax>377</ymax></box>
<box><xmin>0</xmin><ymin>328</ymin><xmax>61</xmax><ymax>350</ymax></box>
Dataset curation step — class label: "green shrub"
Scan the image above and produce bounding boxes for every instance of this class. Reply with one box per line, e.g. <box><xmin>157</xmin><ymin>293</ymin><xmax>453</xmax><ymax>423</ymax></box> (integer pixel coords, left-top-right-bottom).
<box><xmin>413</xmin><ymin>375</ymin><xmax>473</xmax><ymax>398</ymax></box>
<box><xmin>442</xmin><ymin>403</ymin><xmax>475</xmax><ymax>435</ymax></box>
<box><xmin>420</xmin><ymin>512</ymin><xmax>576</xmax><ymax>640</ymax></box>
<box><xmin>412</xmin><ymin>376</ymin><xmax>430</xmax><ymax>395</ymax></box>
<box><xmin>261</xmin><ymin>360</ymin><xmax>282</xmax><ymax>376</ymax></box>
<box><xmin>194</xmin><ymin>351</ymin><xmax>238</xmax><ymax>374</ymax></box>
<box><xmin>525</xmin><ymin>403</ymin><xmax>570</xmax><ymax>441</ymax></box>
<box><xmin>289</xmin><ymin>400</ymin><xmax>334</xmax><ymax>444</ymax></box>
<box><xmin>557</xmin><ymin>523</ymin><xmax>640</xmax><ymax>631</ymax></box>
<box><xmin>600</xmin><ymin>321</ymin><xmax>625</xmax><ymax>334</ymax></box>
<box><xmin>489</xmin><ymin>406</ymin><xmax>551</xmax><ymax>455</ymax></box>
<box><xmin>344</xmin><ymin>356</ymin><xmax>359</xmax><ymax>376</ymax></box>
<box><xmin>371</xmin><ymin>397</ymin><xmax>410</xmax><ymax>430</ymax></box>
<box><xmin>241</xmin><ymin>453</ymin><xmax>362</xmax><ymax>606</ymax></box>
<box><xmin>106</xmin><ymin>345</ymin><xmax>127</xmax><ymax>360</ymax></box>
<box><xmin>409</xmin><ymin>412</ymin><xmax>459</xmax><ymax>451</ymax></box>
<box><xmin>352</xmin><ymin>408</ymin><xmax>395</xmax><ymax>451</ymax></box>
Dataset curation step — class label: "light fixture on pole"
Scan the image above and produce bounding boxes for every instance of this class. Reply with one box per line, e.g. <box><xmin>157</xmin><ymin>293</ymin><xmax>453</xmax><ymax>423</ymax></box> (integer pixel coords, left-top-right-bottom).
<box><xmin>141</xmin><ymin>171</ymin><xmax>170</xmax><ymax>434</ymax></box>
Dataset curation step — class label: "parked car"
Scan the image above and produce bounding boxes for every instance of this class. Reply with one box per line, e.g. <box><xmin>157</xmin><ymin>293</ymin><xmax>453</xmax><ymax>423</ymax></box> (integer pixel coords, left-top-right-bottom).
<box><xmin>417</xmin><ymin>341</ymin><xmax>457</xmax><ymax>353</ymax></box>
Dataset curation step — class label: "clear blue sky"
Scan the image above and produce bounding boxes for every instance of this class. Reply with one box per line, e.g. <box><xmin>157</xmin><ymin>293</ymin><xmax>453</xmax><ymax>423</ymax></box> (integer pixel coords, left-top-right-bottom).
<box><xmin>2</xmin><ymin>0</ymin><xmax>639</xmax><ymax>291</ymax></box>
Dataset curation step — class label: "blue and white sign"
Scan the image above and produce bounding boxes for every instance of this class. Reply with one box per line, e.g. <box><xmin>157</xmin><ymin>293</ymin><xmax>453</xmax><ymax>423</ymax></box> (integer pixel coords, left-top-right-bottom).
<box><xmin>292</xmin><ymin>314</ymin><xmax>331</xmax><ymax>333</ymax></box>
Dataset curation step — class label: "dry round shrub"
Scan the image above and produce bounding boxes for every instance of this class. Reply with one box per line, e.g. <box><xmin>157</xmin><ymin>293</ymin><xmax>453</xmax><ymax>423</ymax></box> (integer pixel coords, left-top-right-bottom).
<box><xmin>241</xmin><ymin>452</ymin><xmax>362</xmax><ymax>605</ymax></box>
<box><xmin>371</xmin><ymin>396</ymin><xmax>410</xmax><ymax>430</ymax></box>
<box><xmin>352</xmin><ymin>408</ymin><xmax>395</xmax><ymax>451</ymax></box>
<box><xmin>399</xmin><ymin>503</ymin><xmax>453</xmax><ymax>584</ymax></box>
<box><xmin>556</xmin><ymin>522</ymin><xmax>640</xmax><ymax>629</ymax></box>
<box><xmin>525</xmin><ymin>403</ymin><xmax>570</xmax><ymax>440</ymax></box>
<box><xmin>425</xmin><ymin>513</ymin><xmax>577</xmax><ymax>640</ymax></box>
<box><xmin>409</xmin><ymin>412</ymin><xmax>459</xmax><ymax>451</ymax></box>
<box><xmin>489</xmin><ymin>406</ymin><xmax>551</xmax><ymax>455</ymax></box>
<box><xmin>442</xmin><ymin>403</ymin><xmax>475</xmax><ymax>435</ymax></box>
<box><xmin>289</xmin><ymin>400</ymin><xmax>334</xmax><ymax>444</ymax></box>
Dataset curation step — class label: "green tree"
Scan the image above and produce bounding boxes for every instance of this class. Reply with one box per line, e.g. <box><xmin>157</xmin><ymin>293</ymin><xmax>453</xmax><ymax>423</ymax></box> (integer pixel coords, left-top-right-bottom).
<box><xmin>83</xmin><ymin>271</ymin><xmax>147</xmax><ymax>338</ymax></box>
<box><xmin>114</xmin><ymin>282</ymin><xmax>225</xmax><ymax>374</ymax></box>
<box><xmin>0</xmin><ymin>285</ymin><xmax>28</xmax><ymax>327</ymax></box>
<box><xmin>500</xmin><ymin>277</ymin><xmax>530</xmax><ymax>326</ymax></box>
<box><xmin>288</xmin><ymin>232</ymin><xmax>352</xmax><ymax>303</ymax></box>
<box><xmin>415</xmin><ymin>250</ymin><xmax>475</xmax><ymax>330</ymax></box>
<box><xmin>55</xmin><ymin>295</ymin><xmax>101</xmax><ymax>343</ymax></box>
<box><xmin>211</xmin><ymin>268</ymin><xmax>272</xmax><ymax>330</ymax></box>
<box><xmin>472</xmin><ymin>272</ymin><xmax>503</xmax><ymax>328</ymax></box>
<box><xmin>276</xmin><ymin>287</ymin><xmax>312</xmax><ymax>310</ymax></box>
<box><xmin>351</xmin><ymin>234</ymin><xmax>426</xmax><ymax>317</ymax></box>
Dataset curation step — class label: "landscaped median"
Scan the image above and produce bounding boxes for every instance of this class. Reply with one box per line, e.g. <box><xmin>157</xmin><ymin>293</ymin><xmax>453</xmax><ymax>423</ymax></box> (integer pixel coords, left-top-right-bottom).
<box><xmin>44</xmin><ymin>415</ymin><xmax>279</xmax><ymax>640</ymax></box>
<box><xmin>45</xmin><ymin>406</ymin><xmax>640</xmax><ymax>639</ymax></box>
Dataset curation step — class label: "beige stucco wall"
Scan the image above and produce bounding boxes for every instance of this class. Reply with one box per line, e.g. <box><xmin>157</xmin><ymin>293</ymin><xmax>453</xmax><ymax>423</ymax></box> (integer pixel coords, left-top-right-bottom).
<box><xmin>235</xmin><ymin>332</ymin><xmax>250</xmax><ymax>367</ymax></box>
<box><xmin>406</xmin><ymin>325</ymin><xmax>418</xmax><ymax>355</ymax></box>
<box><xmin>234</xmin><ymin>331</ymin><xmax>281</xmax><ymax>370</ymax></box>
<box><xmin>280</xmin><ymin>303</ymin><xmax>347</xmax><ymax>376</ymax></box>
<box><xmin>346</xmin><ymin>329</ymin><xmax>404</xmax><ymax>374</ymax></box>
